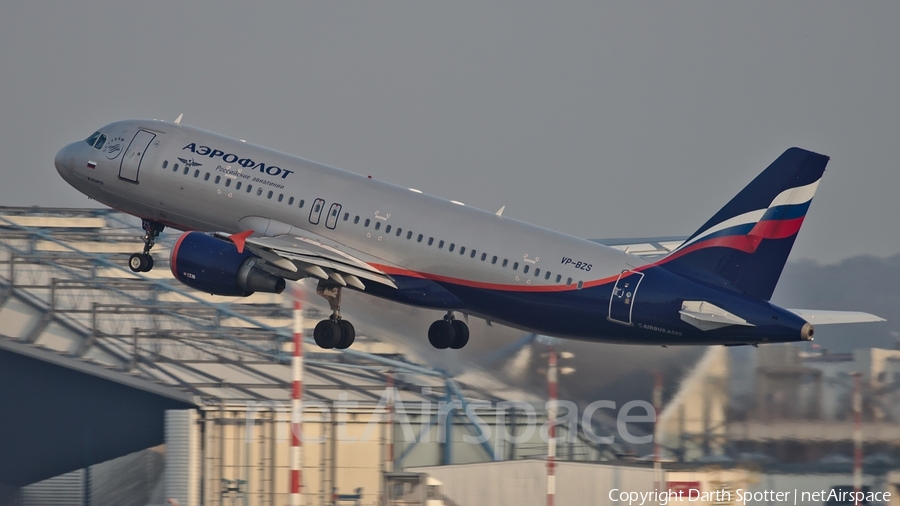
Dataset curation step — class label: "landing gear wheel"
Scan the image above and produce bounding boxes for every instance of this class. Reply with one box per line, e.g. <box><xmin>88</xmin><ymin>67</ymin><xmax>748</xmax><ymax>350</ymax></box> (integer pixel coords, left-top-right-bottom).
<box><xmin>128</xmin><ymin>253</ymin><xmax>153</xmax><ymax>273</ymax></box>
<box><xmin>314</xmin><ymin>320</ymin><xmax>341</xmax><ymax>349</ymax></box>
<box><xmin>336</xmin><ymin>320</ymin><xmax>356</xmax><ymax>349</ymax></box>
<box><xmin>130</xmin><ymin>219</ymin><xmax>165</xmax><ymax>273</ymax></box>
<box><xmin>449</xmin><ymin>320</ymin><xmax>469</xmax><ymax>349</ymax></box>
<box><xmin>428</xmin><ymin>320</ymin><xmax>455</xmax><ymax>349</ymax></box>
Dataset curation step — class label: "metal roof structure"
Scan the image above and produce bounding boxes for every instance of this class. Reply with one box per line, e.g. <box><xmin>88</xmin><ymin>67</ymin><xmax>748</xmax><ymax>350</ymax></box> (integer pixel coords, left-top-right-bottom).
<box><xmin>0</xmin><ymin>207</ymin><xmax>623</xmax><ymax>487</ymax></box>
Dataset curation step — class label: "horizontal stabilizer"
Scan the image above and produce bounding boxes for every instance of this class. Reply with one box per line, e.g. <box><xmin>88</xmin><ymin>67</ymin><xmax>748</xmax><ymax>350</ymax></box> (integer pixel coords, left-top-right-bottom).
<box><xmin>680</xmin><ymin>300</ymin><xmax>755</xmax><ymax>331</ymax></box>
<box><xmin>787</xmin><ymin>309</ymin><xmax>886</xmax><ymax>325</ymax></box>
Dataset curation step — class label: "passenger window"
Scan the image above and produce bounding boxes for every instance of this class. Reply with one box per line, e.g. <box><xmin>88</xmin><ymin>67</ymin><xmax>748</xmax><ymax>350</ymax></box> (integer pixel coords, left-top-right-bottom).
<box><xmin>556</xmin><ymin>275</ymin><xmax>562</xmax><ymax>283</ymax></box>
<box><xmin>299</xmin><ymin>199</ymin><xmax>305</xmax><ymax>208</ymax></box>
<box><xmin>162</xmin><ymin>160</ymin><xmax>168</xmax><ymax>169</ymax></box>
<box><xmin>375</xmin><ymin>222</ymin><xmax>381</xmax><ymax>231</ymax></box>
<box><xmin>534</xmin><ymin>268</ymin><xmax>540</xmax><ymax>277</ymax></box>
<box><xmin>502</xmin><ymin>259</ymin><xmax>508</xmax><ymax>267</ymax></box>
<box><xmin>267</xmin><ymin>190</ymin><xmax>273</xmax><ymax>199</ymax></box>
<box><xmin>481</xmin><ymin>253</ymin><xmax>486</xmax><ymax>261</ymax></box>
<box><xmin>184</xmin><ymin>166</ymin><xmax>190</xmax><ymax>175</ymax></box>
<box><xmin>214</xmin><ymin>175</ymin><xmax>221</xmax><ymax>184</ymax></box>
<box><xmin>396</xmin><ymin>228</ymin><xmax>402</xmax><ymax>237</ymax></box>
<box><xmin>492</xmin><ymin>256</ymin><xmax>497</xmax><ymax>264</ymax></box>
<box><xmin>257</xmin><ymin>188</ymin><xmax>263</xmax><ymax>196</ymax></box>
<box><xmin>448</xmin><ymin>243</ymin><xmax>455</xmax><ymax>252</ymax></box>
<box><xmin>94</xmin><ymin>134</ymin><xmax>107</xmax><ymax>150</ymax></box>
<box><xmin>513</xmin><ymin>262</ymin><xmax>519</xmax><ymax>271</ymax></box>
<box><xmin>236</xmin><ymin>181</ymin><xmax>242</xmax><ymax>190</ymax></box>
<box><xmin>459</xmin><ymin>246</ymin><xmax>465</xmax><ymax>255</ymax></box>
<box><xmin>174</xmin><ymin>163</ymin><xmax>180</xmax><ymax>172</ymax></box>
<box><xmin>438</xmin><ymin>240</ymin><xmax>444</xmax><ymax>249</ymax></box>
<box><xmin>427</xmin><ymin>237</ymin><xmax>433</xmax><ymax>245</ymax></box>
<box><xmin>577</xmin><ymin>280</ymin><xmax>584</xmax><ymax>290</ymax></box>
<box><xmin>407</xmin><ymin>231</ymin><xmax>413</xmax><ymax>240</ymax></box>
<box><xmin>523</xmin><ymin>265</ymin><xmax>529</xmax><ymax>273</ymax></box>
<box><xmin>246</xmin><ymin>184</ymin><xmax>252</xmax><ymax>193</ymax></box>
<box><xmin>343</xmin><ymin>213</ymin><xmax>349</xmax><ymax>221</ymax></box>
<box><xmin>225</xmin><ymin>178</ymin><xmax>231</xmax><ymax>187</ymax></box>
<box><xmin>364</xmin><ymin>219</ymin><xmax>370</xmax><ymax>228</ymax></box>
<box><xmin>384</xmin><ymin>224</ymin><xmax>391</xmax><ymax>234</ymax></box>
<box><xmin>566</xmin><ymin>277</ymin><xmax>573</xmax><ymax>286</ymax></box>
<box><xmin>545</xmin><ymin>271</ymin><xmax>551</xmax><ymax>280</ymax></box>
<box><xmin>471</xmin><ymin>250</ymin><xmax>477</xmax><ymax>259</ymax></box>
<box><xmin>354</xmin><ymin>216</ymin><xmax>360</xmax><ymax>224</ymax></box>
<box><xmin>289</xmin><ymin>197</ymin><xmax>294</xmax><ymax>205</ymax></box>
<box><xmin>194</xmin><ymin>170</ymin><xmax>200</xmax><ymax>178</ymax></box>
<box><xmin>278</xmin><ymin>194</ymin><xmax>284</xmax><ymax>202</ymax></box>
<box><xmin>204</xmin><ymin>173</ymin><xmax>210</xmax><ymax>181</ymax></box>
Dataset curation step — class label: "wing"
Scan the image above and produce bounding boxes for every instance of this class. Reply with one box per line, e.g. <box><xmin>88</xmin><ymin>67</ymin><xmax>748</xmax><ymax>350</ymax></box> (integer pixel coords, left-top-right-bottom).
<box><xmin>590</xmin><ymin>236</ymin><xmax>687</xmax><ymax>260</ymax></box>
<box><xmin>215</xmin><ymin>223</ymin><xmax>397</xmax><ymax>290</ymax></box>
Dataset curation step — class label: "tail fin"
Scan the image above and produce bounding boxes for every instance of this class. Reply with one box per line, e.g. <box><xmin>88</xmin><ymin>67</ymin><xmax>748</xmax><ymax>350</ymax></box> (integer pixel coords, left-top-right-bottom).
<box><xmin>660</xmin><ymin>147</ymin><xmax>828</xmax><ymax>301</ymax></box>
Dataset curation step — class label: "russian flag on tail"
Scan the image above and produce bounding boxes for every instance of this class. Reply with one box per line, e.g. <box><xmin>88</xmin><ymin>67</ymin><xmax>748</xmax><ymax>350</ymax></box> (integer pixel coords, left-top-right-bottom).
<box><xmin>658</xmin><ymin>148</ymin><xmax>828</xmax><ymax>301</ymax></box>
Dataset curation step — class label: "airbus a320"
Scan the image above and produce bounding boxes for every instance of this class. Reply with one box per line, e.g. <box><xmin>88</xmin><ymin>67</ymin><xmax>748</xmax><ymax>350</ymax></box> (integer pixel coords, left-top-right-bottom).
<box><xmin>54</xmin><ymin>117</ymin><xmax>883</xmax><ymax>350</ymax></box>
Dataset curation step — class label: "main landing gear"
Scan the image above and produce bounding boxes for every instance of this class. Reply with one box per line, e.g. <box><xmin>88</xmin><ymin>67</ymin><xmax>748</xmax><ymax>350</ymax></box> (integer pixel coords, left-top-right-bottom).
<box><xmin>428</xmin><ymin>312</ymin><xmax>469</xmax><ymax>349</ymax></box>
<box><xmin>129</xmin><ymin>219</ymin><xmax>165</xmax><ymax>273</ymax></box>
<box><xmin>313</xmin><ymin>281</ymin><xmax>356</xmax><ymax>350</ymax></box>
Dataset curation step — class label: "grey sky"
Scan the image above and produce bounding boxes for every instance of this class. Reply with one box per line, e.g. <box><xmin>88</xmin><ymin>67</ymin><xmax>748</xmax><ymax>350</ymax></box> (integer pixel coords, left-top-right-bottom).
<box><xmin>2</xmin><ymin>2</ymin><xmax>898</xmax><ymax>263</ymax></box>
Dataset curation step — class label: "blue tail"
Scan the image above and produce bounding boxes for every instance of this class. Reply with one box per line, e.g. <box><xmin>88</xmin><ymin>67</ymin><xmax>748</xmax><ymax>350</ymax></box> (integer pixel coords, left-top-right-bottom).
<box><xmin>659</xmin><ymin>147</ymin><xmax>829</xmax><ymax>301</ymax></box>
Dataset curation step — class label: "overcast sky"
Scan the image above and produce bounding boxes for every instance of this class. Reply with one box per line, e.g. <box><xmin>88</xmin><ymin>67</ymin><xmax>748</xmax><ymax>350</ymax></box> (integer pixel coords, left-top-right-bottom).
<box><xmin>1</xmin><ymin>1</ymin><xmax>898</xmax><ymax>263</ymax></box>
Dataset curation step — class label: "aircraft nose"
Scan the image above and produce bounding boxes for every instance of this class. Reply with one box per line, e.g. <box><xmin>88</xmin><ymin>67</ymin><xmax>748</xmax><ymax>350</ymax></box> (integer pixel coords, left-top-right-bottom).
<box><xmin>55</xmin><ymin>142</ymin><xmax>78</xmax><ymax>177</ymax></box>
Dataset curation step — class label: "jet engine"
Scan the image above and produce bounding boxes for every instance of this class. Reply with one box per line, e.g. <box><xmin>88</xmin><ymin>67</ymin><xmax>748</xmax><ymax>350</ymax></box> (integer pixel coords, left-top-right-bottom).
<box><xmin>170</xmin><ymin>231</ymin><xmax>286</xmax><ymax>296</ymax></box>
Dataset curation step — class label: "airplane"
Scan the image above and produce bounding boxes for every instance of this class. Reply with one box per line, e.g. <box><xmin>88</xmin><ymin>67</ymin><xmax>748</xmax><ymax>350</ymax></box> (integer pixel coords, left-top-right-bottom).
<box><xmin>54</xmin><ymin>117</ymin><xmax>884</xmax><ymax>350</ymax></box>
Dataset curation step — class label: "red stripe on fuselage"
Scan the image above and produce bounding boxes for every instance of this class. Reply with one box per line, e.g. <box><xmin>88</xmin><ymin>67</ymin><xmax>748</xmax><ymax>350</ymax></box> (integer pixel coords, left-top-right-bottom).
<box><xmin>371</xmin><ymin>263</ymin><xmax>623</xmax><ymax>292</ymax></box>
<box><xmin>368</xmin><ymin>217</ymin><xmax>804</xmax><ymax>293</ymax></box>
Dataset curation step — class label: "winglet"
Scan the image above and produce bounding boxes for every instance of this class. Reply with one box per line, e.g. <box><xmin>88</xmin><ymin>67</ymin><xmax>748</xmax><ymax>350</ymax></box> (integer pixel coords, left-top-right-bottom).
<box><xmin>496</xmin><ymin>206</ymin><xmax>506</xmax><ymax>217</ymax></box>
<box><xmin>174</xmin><ymin>113</ymin><xmax>184</xmax><ymax>124</ymax></box>
<box><xmin>229</xmin><ymin>230</ymin><xmax>254</xmax><ymax>253</ymax></box>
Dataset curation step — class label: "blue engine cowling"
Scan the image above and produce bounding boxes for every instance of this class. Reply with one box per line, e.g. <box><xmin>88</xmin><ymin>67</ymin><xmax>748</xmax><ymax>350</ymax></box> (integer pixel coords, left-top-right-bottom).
<box><xmin>170</xmin><ymin>231</ymin><xmax>286</xmax><ymax>296</ymax></box>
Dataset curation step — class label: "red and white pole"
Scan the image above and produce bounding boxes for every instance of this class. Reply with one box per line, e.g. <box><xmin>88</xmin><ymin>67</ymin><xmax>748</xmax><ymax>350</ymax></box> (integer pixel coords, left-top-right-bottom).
<box><xmin>853</xmin><ymin>373</ymin><xmax>863</xmax><ymax>506</ymax></box>
<box><xmin>386</xmin><ymin>370</ymin><xmax>395</xmax><ymax>473</ymax></box>
<box><xmin>290</xmin><ymin>299</ymin><xmax>304</xmax><ymax>506</ymax></box>
<box><xmin>547</xmin><ymin>346</ymin><xmax>558</xmax><ymax>506</ymax></box>
<box><xmin>653</xmin><ymin>372</ymin><xmax>663</xmax><ymax>493</ymax></box>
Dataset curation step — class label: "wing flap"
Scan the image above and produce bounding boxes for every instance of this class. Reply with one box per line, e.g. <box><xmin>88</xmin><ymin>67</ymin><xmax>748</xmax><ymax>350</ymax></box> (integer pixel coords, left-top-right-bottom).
<box><xmin>591</xmin><ymin>236</ymin><xmax>687</xmax><ymax>260</ymax></box>
<box><xmin>216</xmin><ymin>228</ymin><xmax>398</xmax><ymax>289</ymax></box>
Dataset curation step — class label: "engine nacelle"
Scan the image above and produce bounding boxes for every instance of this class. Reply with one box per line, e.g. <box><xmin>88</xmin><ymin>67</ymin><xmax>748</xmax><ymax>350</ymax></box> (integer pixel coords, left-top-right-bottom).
<box><xmin>170</xmin><ymin>231</ymin><xmax>286</xmax><ymax>296</ymax></box>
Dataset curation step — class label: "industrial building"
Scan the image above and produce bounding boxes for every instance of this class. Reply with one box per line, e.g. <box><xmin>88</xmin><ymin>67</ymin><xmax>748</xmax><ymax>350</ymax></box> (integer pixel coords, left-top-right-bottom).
<box><xmin>2</xmin><ymin>207</ymin><xmax>900</xmax><ymax>506</ymax></box>
<box><xmin>0</xmin><ymin>208</ymin><xmax>623</xmax><ymax>506</ymax></box>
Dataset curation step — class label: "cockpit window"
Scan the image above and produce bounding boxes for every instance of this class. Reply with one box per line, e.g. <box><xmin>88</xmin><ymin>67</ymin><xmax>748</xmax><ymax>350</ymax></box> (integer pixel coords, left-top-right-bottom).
<box><xmin>84</xmin><ymin>132</ymin><xmax>107</xmax><ymax>150</ymax></box>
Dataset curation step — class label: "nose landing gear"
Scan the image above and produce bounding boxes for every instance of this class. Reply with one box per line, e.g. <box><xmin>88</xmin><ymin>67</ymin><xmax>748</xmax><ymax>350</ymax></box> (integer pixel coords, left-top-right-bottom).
<box><xmin>129</xmin><ymin>219</ymin><xmax>165</xmax><ymax>272</ymax></box>
<box><xmin>428</xmin><ymin>312</ymin><xmax>469</xmax><ymax>349</ymax></box>
<box><xmin>313</xmin><ymin>281</ymin><xmax>356</xmax><ymax>349</ymax></box>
